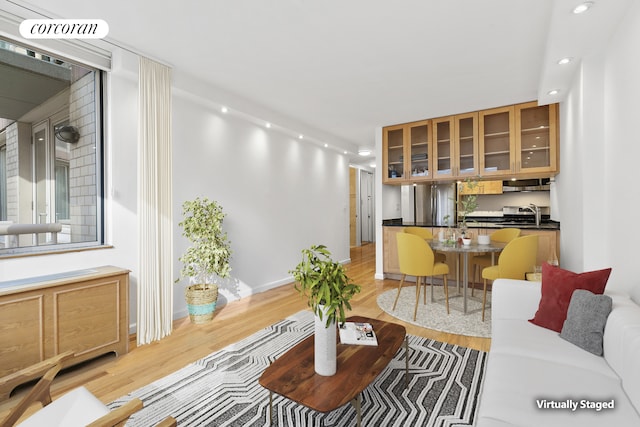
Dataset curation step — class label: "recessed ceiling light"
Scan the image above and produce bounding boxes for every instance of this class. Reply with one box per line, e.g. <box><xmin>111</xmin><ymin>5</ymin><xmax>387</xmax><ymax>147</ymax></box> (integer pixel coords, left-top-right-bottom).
<box><xmin>358</xmin><ymin>149</ymin><xmax>371</xmax><ymax>156</ymax></box>
<box><xmin>298</xmin><ymin>134</ymin><xmax>304</xmax><ymax>139</ymax></box>
<box><xmin>548</xmin><ymin>89</ymin><xmax>560</xmax><ymax>95</ymax></box>
<box><xmin>344</xmin><ymin>151</ymin><xmax>348</xmax><ymax>155</ymax></box>
<box><xmin>557</xmin><ymin>57</ymin><xmax>572</xmax><ymax>65</ymax></box>
<box><xmin>265</xmin><ymin>122</ymin><xmax>271</xmax><ymax>128</ymax></box>
<box><xmin>573</xmin><ymin>1</ymin><xmax>594</xmax><ymax>14</ymax></box>
<box><xmin>324</xmin><ymin>143</ymin><xmax>328</xmax><ymax>148</ymax></box>
<box><xmin>370</xmin><ymin>163</ymin><xmax>376</xmax><ymax>168</ymax></box>
<box><xmin>221</xmin><ymin>106</ymin><xmax>228</xmax><ymax>113</ymax></box>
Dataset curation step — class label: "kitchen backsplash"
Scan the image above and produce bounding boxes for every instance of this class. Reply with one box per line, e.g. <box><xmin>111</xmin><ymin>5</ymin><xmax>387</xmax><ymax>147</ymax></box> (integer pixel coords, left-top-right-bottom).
<box><xmin>474</xmin><ymin>191</ymin><xmax>551</xmax><ymax>212</ymax></box>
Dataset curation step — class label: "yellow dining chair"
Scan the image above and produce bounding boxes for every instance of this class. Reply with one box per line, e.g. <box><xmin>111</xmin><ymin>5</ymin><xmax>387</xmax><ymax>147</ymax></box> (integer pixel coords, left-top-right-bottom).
<box><xmin>481</xmin><ymin>234</ymin><xmax>538</xmax><ymax>321</ymax></box>
<box><xmin>395</xmin><ymin>232</ymin><xmax>450</xmax><ymax>321</ymax></box>
<box><xmin>403</xmin><ymin>227</ymin><xmax>447</xmax><ymax>263</ymax></box>
<box><xmin>470</xmin><ymin>228</ymin><xmax>521</xmax><ymax>295</ymax></box>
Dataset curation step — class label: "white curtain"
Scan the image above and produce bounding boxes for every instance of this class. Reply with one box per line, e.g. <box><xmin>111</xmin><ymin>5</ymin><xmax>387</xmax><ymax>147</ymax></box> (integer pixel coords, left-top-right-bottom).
<box><xmin>137</xmin><ymin>57</ymin><xmax>173</xmax><ymax>345</ymax></box>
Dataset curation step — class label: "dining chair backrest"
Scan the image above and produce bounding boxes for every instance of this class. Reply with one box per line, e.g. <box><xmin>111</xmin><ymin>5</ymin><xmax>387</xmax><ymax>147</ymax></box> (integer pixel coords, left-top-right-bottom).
<box><xmin>396</xmin><ymin>232</ymin><xmax>436</xmax><ymax>277</ymax></box>
<box><xmin>403</xmin><ymin>227</ymin><xmax>435</xmax><ymax>240</ymax></box>
<box><xmin>490</xmin><ymin>227</ymin><xmax>521</xmax><ymax>243</ymax></box>
<box><xmin>497</xmin><ymin>235</ymin><xmax>538</xmax><ymax>280</ymax></box>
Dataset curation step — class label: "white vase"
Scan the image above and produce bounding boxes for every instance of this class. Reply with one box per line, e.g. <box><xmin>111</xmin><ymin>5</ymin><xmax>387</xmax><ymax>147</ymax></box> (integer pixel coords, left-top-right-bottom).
<box><xmin>314</xmin><ymin>305</ymin><xmax>337</xmax><ymax>376</ymax></box>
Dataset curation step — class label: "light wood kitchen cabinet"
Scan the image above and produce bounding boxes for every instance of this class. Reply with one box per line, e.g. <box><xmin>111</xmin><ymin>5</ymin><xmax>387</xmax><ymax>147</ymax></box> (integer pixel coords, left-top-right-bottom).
<box><xmin>479</xmin><ymin>102</ymin><xmax>559</xmax><ymax>178</ymax></box>
<box><xmin>383</xmin><ymin>120</ymin><xmax>433</xmax><ymax>184</ymax></box>
<box><xmin>458</xmin><ymin>180</ymin><xmax>503</xmax><ymax>195</ymax></box>
<box><xmin>383</xmin><ymin>226</ymin><xmax>402</xmax><ymax>273</ymax></box>
<box><xmin>383</xmin><ymin>124</ymin><xmax>406</xmax><ymax>183</ymax></box>
<box><xmin>515</xmin><ymin>102</ymin><xmax>558</xmax><ymax>175</ymax></box>
<box><xmin>432</xmin><ymin>113</ymin><xmax>478</xmax><ymax>179</ymax></box>
<box><xmin>0</xmin><ymin>266</ymin><xmax>130</xmax><ymax>398</ymax></box>
<box><xmin>455</xmin><ymin>113</ymin><xmax>479</xmax><ymax>177</ymax></box>
<box><xmin>519</xmin><ymin>229</ymin><xmax>560</xmax><ymax>267</ymax></box>
<box><xmin>479</xmin><ymin>105</ymin><xmax>516</xmax><ymax>177</ymax></box>
<box><xmin>383</xmin><ymin>101</ymin><xmax>558</xmax><ymax>184</ymax></box>
<box><xmin>433</xmin><ymin>116</ymin><xmax>455</xmax><ymax>179</ymax></box>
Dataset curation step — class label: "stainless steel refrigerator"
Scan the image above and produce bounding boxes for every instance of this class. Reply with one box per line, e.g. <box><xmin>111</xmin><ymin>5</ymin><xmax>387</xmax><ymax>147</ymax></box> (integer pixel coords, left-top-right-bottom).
<box><xmin>401</xmin><ymin>183</ymin><xmax>456</xmax><ymax>226</ymax></box>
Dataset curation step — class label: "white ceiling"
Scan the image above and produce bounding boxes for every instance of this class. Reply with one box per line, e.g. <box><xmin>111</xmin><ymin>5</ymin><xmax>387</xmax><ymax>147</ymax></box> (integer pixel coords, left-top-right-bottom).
<box><xmin>7</xmin><ymin>0</ymin><xmax>632</xmax><ymax>166</ymax></box>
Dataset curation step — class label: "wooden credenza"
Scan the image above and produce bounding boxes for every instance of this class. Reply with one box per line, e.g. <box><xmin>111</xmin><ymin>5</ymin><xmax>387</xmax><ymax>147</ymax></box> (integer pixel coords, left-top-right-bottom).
<box><xmin>0</xmin><ymin>266</ymin><xmax>130</xmax><ymax>398</ymax></box>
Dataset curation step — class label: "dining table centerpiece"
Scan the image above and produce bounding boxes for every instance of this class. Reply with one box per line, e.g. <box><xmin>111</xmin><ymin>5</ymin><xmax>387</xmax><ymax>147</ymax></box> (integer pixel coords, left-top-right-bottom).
<box><xmin>458</xmin><ymin>177</ymin><xmax>479</xmax><ymax>237</ymax></box>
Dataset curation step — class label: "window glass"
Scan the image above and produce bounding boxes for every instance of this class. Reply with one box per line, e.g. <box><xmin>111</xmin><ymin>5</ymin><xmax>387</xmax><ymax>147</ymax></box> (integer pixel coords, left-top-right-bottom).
<box><xmin>0</xmin><ymin>38</ymin><xmax>103</xmax><ymax>254</ymax></box>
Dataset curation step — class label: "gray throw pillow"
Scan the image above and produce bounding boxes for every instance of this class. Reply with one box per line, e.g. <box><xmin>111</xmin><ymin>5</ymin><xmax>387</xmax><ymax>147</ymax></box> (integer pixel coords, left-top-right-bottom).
<box><xmin>560</xmin><ymin>289</ymin><xmax>613</xmax><ymax>356</ymax></box>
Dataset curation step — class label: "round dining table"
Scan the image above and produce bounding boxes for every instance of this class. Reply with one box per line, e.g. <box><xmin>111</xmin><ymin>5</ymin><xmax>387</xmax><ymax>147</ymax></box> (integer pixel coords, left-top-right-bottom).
<box><xmin>429</xmin><ymin>240</ymin><xmax>506</xmax><ymax>314</ymax></box>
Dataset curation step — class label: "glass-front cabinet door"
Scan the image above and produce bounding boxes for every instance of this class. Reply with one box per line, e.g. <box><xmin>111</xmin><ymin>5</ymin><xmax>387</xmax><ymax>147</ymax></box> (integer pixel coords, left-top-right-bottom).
<box><xmin>433</xmin><ymin>117</ymin><xmax>455</xmax><ymax>179</ymax></box>
<box><xmin>515</xmin><ymin>102</ymin><xmax>558</xmax><ymax>174</ymax></box>
<box><xmin>454</xmin><ymin>113</ymin><xmax>478</xmax><ymax>177</ymax></box>
<box><xmin>383</xmin><ymin>124</ymin><xmax>406</xmax><ymax>183</ymax></box>
<box><xmin>479</xmin><ymin>106</ymin><xmax>515</xmax><ymax>177</ymax></box>
<box><xmin>408</xmin><ymin>120</ymin><xmax>431</xmax><ymax>182</ymax></box>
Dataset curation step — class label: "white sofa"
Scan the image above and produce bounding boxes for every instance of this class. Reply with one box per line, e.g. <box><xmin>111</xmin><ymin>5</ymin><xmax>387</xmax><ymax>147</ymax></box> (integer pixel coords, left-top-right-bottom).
<box><xmin>476</xmin><ymin>279</ymin><xmax>640</xmax><ymax>426</ymax></box>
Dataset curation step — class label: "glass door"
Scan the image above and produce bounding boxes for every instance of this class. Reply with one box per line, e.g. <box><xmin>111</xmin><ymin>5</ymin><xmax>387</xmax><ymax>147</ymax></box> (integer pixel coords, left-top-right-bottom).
<box><xmin>383</xmin><ymin>125</ymin><xmax>406</xmax><ymax>183</ymax></box>
<box><xmin>455</xmin><ymin>113</ymin><xmax>478</xmax><ymax>177</ymax></box>
<box><xmin>433</xmin><ymin>117</ymin><xmax>455</xmax><ymax>178</ymax></box>
<box><xmin>516</xmin><ymin>102</ymin><xmax>557</xmax><ymax>174</ymax></box>
<box><xmin>479</xmin><ymin>106</ymin><xmax>515</xmax><ymax>177</ymax></box>
<box><xmin>408</xmin><ymin>120</ymin><xmax>431</xmax><ymax>181</ymax></box>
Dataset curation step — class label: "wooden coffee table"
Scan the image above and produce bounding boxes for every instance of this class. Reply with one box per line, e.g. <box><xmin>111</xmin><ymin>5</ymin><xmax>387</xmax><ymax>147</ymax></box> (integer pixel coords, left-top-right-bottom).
<box><xmin>258</xmin><ymin>316</ymin><xmax>407</xmax><ymax>426</ymax></box>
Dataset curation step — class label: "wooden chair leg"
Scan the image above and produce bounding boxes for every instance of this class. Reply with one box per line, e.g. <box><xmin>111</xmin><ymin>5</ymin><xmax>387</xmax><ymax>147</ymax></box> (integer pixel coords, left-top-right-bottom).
<box><xmin>482</xmin><ymin>278</ymin><xmax>488</xmax><ymax>322</ymax></box>
<box><xmin>392</xmin><ymin>274</ymin><xmax>406</xmax><ymax>310</ymax></box>
<box><xmin>443</xmin><ymin>275</ymin><xmax>450</xmax><ymax>314</ymax></box>
<box><xmin>414</xmin><ymin>277</ymin><xmax>421</xmax><ymax>321</ymax></box>
<box><xmin>430</xmin><ymin>274</ymin><xmax>435</xmax><ymax>303</ymax></box>
<box><xmin>423</xmin><ymin>276</ymin><xmax>428</xmax><ymax>305</ymax></box>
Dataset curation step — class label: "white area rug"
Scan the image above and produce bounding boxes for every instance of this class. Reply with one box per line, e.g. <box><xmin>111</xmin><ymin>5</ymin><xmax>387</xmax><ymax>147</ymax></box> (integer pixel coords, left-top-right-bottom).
<box><xmin>377</xmin><ymin>285</ymin><xmax>491</xmax><ymax>338</ymax></box>
<box><xmin>109</xmin><ymin>310</ymin><xmax>487</xmax><ymax>426</ymax></box>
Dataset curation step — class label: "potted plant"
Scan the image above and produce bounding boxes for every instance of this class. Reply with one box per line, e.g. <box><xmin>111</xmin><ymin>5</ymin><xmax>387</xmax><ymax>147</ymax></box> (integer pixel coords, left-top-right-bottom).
<box><xmin>177</xmin><ymin>197</ymin><xmax>232</xmax><ymax>324</ymax></box>
<box><xmin>458</xmin><ymin>177</ymin><xmax>479</xmax><ymax>234</ymax></box>
<box><xmin>290</xmin><ymin>244</ymin><xmax>360</xmax><ymax>376</ymax></box>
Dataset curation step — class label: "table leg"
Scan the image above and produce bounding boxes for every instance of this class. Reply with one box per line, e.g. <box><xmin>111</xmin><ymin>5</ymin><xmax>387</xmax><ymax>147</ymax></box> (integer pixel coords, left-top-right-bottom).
<box><xmin>404</xmin><ymin>337</ymin><xmax>409</xmax><ymax>389</ymax></box>
<box><xmin>456</xmin><ymin>254</ymin><xmax>461</xmax><ymax>294</ymax></box>
<box><xmin>268</xmin><ymin>390</ymin><xmax>273</xmax><ymax>426</ymax></box>
<box><xmin>351</xmin><ymin>394</ymin><xmax>362</xmax><ymax>427</ymax></box>
<box><xmin>463</xmin><ymin>253</ymin><xmax>469</xmax><ymax>314</ymax></box>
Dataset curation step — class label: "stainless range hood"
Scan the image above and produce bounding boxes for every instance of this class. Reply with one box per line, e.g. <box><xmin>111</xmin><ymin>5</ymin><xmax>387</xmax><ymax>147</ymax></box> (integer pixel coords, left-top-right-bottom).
<box><xmin>502</xmin><ymin>178</ymin><xmax>551</xmax><ymax>192</ymax></box>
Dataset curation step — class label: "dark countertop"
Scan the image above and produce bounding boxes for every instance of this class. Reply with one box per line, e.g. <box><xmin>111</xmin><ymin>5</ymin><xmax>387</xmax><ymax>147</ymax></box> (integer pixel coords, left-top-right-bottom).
<box><xmin>382</xmin><ymin>218</ymin><xmax>560</xmax><ymax>230</ymax></box>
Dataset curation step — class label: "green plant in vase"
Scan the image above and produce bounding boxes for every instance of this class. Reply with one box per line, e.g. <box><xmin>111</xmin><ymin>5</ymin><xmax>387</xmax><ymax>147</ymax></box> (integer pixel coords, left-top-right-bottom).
<box><xmin>458</xmin><ymin>177</ymin><xmax>479</xmax><ymax>235</ymax></box>
<box><xmin>290</xmin><ymin>244</ymin><xmax>361</xmax><ymax>327</ymax></box>
<box><xmin>177</xmin><ymin>197</ymin><xmax>232</xmax><ymax>323</ymax></box>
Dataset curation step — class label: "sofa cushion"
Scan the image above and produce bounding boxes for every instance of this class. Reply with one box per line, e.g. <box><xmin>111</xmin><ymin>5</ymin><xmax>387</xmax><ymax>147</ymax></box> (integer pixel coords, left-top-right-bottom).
<box><xmin>529</xmin><ymin>264</ymin><xmax>612</xmax><ymax>332</ymax></box>
<box><xmin>491</xmin><ymin>279</ymin><xmax>541</xmax><ymax>320</ymax></box>
<box><xmin>476</xmin><ymin>353</ymin><xmax>638</xmax><ymax>427</ymax></box>
<box><xmin>490</xmin><ymin>319</ymin><xmax>618</xmax><ymax>379</ymax></box>
<box><xmin>560</xmin><ymin>290</ymin><xmax>612</xmax><ymax>356</ymax></box>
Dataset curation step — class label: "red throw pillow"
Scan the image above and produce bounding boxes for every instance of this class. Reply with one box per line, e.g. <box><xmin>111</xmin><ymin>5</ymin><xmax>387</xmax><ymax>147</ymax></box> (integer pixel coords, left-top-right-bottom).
<box><xmin>529</xmin><ymin>263</ymin><xmax>612</xmax><ymax>332</ymax></box>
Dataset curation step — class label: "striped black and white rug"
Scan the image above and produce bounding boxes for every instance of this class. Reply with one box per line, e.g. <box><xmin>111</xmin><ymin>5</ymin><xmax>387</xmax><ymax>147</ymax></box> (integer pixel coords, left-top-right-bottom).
<box><xmin>110</xmin><ymin>311</ymin><xmax>487</xmax><ymax>426</ymax></box>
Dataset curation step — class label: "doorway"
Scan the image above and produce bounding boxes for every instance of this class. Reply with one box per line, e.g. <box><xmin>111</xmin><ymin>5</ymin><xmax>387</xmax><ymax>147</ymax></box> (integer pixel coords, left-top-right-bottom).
<box><xmin>360</xmin><ymin>170</ymin><xmax>374</xmax><ymax>243</ymax></box>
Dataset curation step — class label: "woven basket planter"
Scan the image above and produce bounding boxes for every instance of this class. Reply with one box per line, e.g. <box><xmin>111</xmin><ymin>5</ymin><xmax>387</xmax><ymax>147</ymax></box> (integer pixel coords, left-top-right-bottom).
<box><xmin>185</xmin><ymin>284</ymin><xmax>218</xmax><ymax>324</ymax></box>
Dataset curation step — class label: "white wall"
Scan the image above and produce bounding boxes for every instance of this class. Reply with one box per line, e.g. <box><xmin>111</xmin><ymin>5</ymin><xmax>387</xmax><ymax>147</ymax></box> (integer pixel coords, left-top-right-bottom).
<box><xmin>558</xmin><ymin>0</ymin><xmax>640</xmax><ymax>294</ymax></box>
<box><xmin>0</xmin><ymin>26</ymin><xmax>351</xmax><ymax>327</ymax></box>
<box><xmin>171</xmin><ymin>72</ymin><xmax>351</xmax><ymax>317</ymax></box>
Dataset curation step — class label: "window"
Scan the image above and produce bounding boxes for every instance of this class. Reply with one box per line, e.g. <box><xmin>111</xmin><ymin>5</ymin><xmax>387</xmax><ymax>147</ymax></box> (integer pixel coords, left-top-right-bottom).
<box><xmin>0</xmin><ymin>38</ymin><xmax>103</xmax><ymax>254</ymax></box>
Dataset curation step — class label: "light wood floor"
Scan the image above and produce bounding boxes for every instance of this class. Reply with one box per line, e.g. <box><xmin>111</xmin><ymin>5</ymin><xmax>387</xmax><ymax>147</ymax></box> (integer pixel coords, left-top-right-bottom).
<box><xmin>0</xmin><ymin>243</ymin><xmax>490</xmax><ymax>422</ymax></box>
